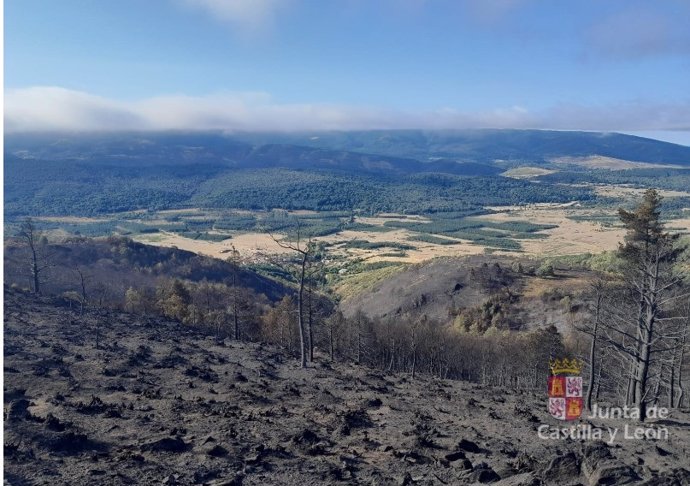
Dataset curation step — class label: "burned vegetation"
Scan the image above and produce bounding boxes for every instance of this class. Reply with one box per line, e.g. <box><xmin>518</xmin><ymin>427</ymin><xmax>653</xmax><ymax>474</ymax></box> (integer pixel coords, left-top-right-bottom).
<box><xmin>5</xmin><ymin>290</ymin><xmax>690</xmax><ymax>485</ymax></box>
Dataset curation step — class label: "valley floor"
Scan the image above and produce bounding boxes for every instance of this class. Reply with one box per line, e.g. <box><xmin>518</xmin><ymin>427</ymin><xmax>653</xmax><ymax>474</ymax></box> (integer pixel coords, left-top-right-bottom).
<box><xmin>4</xmin><ymin>290</ymin><xmax>690</xmax><ymax>485</ymax></box>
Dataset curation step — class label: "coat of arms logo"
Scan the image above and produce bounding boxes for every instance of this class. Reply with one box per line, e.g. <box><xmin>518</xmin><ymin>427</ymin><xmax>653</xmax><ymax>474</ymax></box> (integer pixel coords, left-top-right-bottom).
<box><xmin>548</xmin><ymin>358</ymin><xmax>583</xmax><ymax>421</ymax></box>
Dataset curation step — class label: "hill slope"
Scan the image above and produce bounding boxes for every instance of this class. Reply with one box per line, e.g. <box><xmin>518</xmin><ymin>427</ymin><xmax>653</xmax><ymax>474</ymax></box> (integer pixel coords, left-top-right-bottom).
<box><xmin>231</xmin><ymin>129</ymin><xmax>690</xmax><ymax>166</ymax></box>
<box><xmin>4</xmin><ymin>290</ymin><xmax>690</xmax><ymax>485</ymax></box>
<box><xmin>3</xmin><ymin>236</ymin><xmax>291</xmax><ymax>303</ymax></box>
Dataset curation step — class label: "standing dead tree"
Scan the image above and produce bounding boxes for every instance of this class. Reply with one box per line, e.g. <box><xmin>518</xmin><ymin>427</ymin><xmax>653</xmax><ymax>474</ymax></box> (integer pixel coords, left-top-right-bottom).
<box><xmin>269</xmin><ymin>220</ymin><xmax>315</xmax><ymax>368</ymax></box>
<box><xmin>73</xmin><ymin>265</ymin><xmax>91</xmax><ymax>310</ymax></box>
<box><xmin>225</xmin><ymin>245</ymin><xmax>249</xmax><ymax>341</ymax></box>
<box><xmin>17</xmin><ymin>218</ymin><xmax>54</xmax><ymax>294</ymax></box>
<box><xmin>575</xmin><ymin>278</ymin><xmax>608</xmax><ymax>411</ymax></box>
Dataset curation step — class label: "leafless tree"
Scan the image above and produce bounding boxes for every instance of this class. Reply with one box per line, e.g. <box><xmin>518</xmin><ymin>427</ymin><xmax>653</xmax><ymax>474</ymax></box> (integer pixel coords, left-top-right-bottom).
<box><xmin>74</xmin><ymin>265</ymin><xmax>91</xmax><ymax>306</ymax></box>
<box><xmin>17</xmin><ymin>218</ymin><xmax>54</xmax><ymax>294</ymax></box>
<box><xmin>268</xmin><ymin>220</ymin><xmax>316</xmax><ymax>368</ymax></box>
<box><xmin>574</xmin><ymin>278</ymin><xmax>608</xmax><ymax>411</ymax></box>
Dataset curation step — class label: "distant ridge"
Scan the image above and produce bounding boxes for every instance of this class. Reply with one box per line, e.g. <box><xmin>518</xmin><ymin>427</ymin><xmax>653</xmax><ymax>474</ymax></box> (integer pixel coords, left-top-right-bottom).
<box><xmin>7</xmin><ymin>129</ymin><xmax>690</xmax><ymax>169</ymax></box>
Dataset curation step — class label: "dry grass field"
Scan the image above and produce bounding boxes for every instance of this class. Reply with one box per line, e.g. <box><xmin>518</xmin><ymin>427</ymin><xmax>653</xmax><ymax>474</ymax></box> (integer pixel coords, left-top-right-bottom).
<box><xmin>131</xmin><ymin>203</ymin><xmax>690</xmax><ymax>264</ymax></box>
<box><xmin>550</xmin><ymin>155</ymin><xmax>684</xmax><ymax>170</ymax></box>
<box><xmin>27</xmin><ymin>184</ymin><xmax>690</xmax><ymax>265</ymax></box>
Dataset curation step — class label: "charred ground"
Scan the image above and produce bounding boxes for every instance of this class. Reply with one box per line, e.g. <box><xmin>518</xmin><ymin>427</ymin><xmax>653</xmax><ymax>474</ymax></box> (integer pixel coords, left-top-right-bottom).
<box><xmin>4</xmin><ymin>290</ymin><xmax>690</xmax><ymax>485</ymax></box>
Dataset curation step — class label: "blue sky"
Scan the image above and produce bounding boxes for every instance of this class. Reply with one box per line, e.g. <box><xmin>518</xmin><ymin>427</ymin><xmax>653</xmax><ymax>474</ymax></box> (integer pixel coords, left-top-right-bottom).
<box><xmin>4</xmin><ymin>0</ymin><xmax>690</xmax><ymax>142</ymax></box>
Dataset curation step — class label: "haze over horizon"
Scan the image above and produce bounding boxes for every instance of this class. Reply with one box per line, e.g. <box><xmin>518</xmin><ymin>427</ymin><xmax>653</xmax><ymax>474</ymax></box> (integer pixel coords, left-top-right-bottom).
<box><xmin>5</xmin><ymin>0</ymin><xmax>690</xmax><ymax>145</ymax></box>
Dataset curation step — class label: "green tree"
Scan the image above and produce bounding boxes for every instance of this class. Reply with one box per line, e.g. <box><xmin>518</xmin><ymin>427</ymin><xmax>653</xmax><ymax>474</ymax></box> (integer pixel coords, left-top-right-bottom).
<box><xmin>616</xmin><ymin>189</ymin><xmax>684</xmax><ymax>420</ymax></box>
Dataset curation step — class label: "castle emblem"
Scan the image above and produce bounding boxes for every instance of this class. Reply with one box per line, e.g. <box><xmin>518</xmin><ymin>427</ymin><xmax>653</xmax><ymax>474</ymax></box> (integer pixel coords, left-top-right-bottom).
<box><xmin>548</xmin><ymin>358</ymin><xmax>583</xmax><ymax>421</ymax></box>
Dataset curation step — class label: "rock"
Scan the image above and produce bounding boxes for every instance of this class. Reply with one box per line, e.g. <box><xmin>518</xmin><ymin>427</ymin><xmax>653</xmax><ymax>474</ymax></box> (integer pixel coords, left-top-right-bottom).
<box><xmin>307</xmin><ymin>441</ymin><xmax>330</xmax><ymax>456</ymax></box>
<box><xmin>469</xmin><ymin>462</ymin><xmax>501</xmax><ymax>483</ymax></box>
<box><xmin>206</xmin><ymin>445</ymin><xmax>228</xmax><ymax>457</ymax></box>
<box><xmin>587</xmin><ymin>464</ymin><xmax>639</xmax><ymax>486</ymax></box>
<box><xmin>493</xmin><ymin>473</ymin><xmax>540</xmax><ymax>486</ymax></box>
<box><xmin>580</xmin><ymin>442</ymin><xmax>638</xmax><ymax>485</ymax></box>
<box><xmin>638</xmin><ymin>468</ymin><xmax>690</xmax><ymax>485</ymax></box>
<box><xmin>141</xmin><ymin>437</ymin><xmax>189</xmax><ymax>453</ymax></box>
<box><xmin>542</xmin><ymin>452</ymin><xmax>581</xmax><ymax>485</ymax></box>
<box><xmin>234</xmin><ymin>372</ymin><xmax>248</xmax><ymax>383</ymax></box>
<box><xmin>457</xmin><ymin>438</ymin><xmax>481</xmax><ymax>453</ymax></box>
<box><xmin>513</xmin><ymin>452</ymin><xmax>538</xmax><ymax>473</ymax></box>
<box><xmin>398</xmin><ymin>472</ymin><xmax>413</xmax><ymax>486</ymax></box>
<box><xmin>292</xmin><ymin>428</ymin><xmax>320</xmax><ymax>445</ymax></box>
<box><xmin>44</xmin><ymin>413</ymin><xmax>68</xmax><ymax>432</ymax></box>
<box><xmin>342</xmin><ymin>409</ymin><xmax>372</xmax><ymax>429</ymax></box>
<box><xmin>48</xmin><ymin>431</ymin><xmax>91</xmax><ymax>453</ymax></box>
<box><xmin>367</xmin><ymin>398</ymin><xmax>383</xmax><ymax>408</ymax></box>
<box><xmin>655</xmin><ymin>445</ymin><xmax>671</xmax><ymax>457</ymax></box>
<box><xmin>207</xmin><ymin>475</ymin><xmax>244</xmax><ymax>486</ymax></box>
<box><xmin>161</xmin><ymin>474</ymin><xmax>178</xmax><ymax>485</ymax></box>
<box><xmin>445</xmin><ymin>450</ymin><xmax>467</xmax><ymax>462</ymax></box>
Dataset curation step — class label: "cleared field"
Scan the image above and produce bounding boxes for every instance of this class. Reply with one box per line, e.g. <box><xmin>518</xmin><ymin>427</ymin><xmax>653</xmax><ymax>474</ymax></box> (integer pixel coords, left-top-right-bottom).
<box><xmin>551</xmin><ymin>155</ymin><xmax>684</xmax><ymax>170</ymax></box>
<box><xmin>135</xmin><ymin>231</ymin><xmax>292</xmax><ymax>260</ymax></box>
<box><xmin>473</xmin><ymin>206</ymin><xmax>627</xmax><ymax>256</ymax></box>
<box><xmin>501</xmin><ymin>167</ymin><xmax>557</xmax><ymax>179</ymax></box>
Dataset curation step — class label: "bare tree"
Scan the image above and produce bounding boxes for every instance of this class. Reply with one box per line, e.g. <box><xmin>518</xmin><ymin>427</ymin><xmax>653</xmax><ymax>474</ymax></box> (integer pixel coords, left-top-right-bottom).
<box><xmin>268</xmin><ymin>221</ymin><xmax>315</xmax><ymax>368</ymax></box>
<box><xmin>17</xmin><ymin>218</ymin><xmax>53</xmax><ymax>294</ymax></box>
<box><xmin>325</xmin><ymin>311</ymin><xmax>345</xmax><ymax>361</ymax></box>
<box><xmin>74</xmin><ymin>265</ymin><xmax>91</xmax><ymax>306</ymax></box>
<box><xmin>575</xmin><ymin>278</ymin><xmax>607</xmax><ymax>411</ymax></box>
<box><xmin>226</xmin><ymin>245</ymin><xmax>247</xmax><ymax>340</ymax></box>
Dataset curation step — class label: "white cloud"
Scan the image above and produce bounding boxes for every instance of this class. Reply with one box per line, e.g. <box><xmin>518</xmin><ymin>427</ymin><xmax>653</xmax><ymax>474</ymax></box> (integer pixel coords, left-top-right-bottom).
<box><xmin>179</xmin><ymin>0</ymin><xmax>286</xmax><ymax>31</ymax></box>
<box><xmin>4</xmin><ymin>86</ymin><xmax>690</xmax><ymax>135</ymax></box>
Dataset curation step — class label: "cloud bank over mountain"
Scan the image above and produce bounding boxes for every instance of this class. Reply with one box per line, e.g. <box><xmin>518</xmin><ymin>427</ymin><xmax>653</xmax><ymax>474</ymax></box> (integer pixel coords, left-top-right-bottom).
<box><xmin>5</xmin><ymin>86</ymin><xmax>689</xmax><ymax>136</ymax></box>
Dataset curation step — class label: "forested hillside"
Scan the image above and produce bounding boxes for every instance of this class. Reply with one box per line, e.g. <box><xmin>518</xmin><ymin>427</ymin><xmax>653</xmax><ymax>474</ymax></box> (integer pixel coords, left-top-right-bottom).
<box><xmin>7</xmin><ymin>129</ymin><xmax>690</xmax><ymax>219</ymax></box>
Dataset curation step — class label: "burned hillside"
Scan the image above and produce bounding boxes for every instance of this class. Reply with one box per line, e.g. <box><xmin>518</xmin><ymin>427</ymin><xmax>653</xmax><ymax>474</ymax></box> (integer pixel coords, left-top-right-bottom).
<box><xmin>4</xmin><ymin>290</ymin><xmax>690</xmax><ymax>485</ymax></box>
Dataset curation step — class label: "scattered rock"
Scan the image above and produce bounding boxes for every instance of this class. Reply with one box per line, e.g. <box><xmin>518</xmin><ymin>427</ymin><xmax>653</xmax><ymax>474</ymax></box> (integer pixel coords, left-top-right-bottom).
<box><xmin>206</xmin><ymin>444</ymin><xmax>228</xmax><ymax>457</ymax></box>
<box><xmin>367</xmin><ymin>398</ymin><xmax>383</xmax><ymax>408</ymax></box>
<box><xmin>45</xmin><ymin>413</ymin><xmax>69</xmax><ymax>432</ymax></box>
<box><xmin>207</xmin><ymin>475</ymin><xmax>244</xmax><ymax>486</ymax></box>
<box><xmin>582</xmin><ymin>442</ymin><xmax>638</xmax><ymax>486</ymax></box>
<box><xmin>541</xmin><ymin>452</ymin><xmax>581</xmax><ymax>484</ymax></box>
<box><xmin>398</xmin><ymin>472</ymin><xmax>413</xmax><ymax>485</ymax></box>
<box><xmin>48</xmin><ymin>431</ymin><xmax>93</xmax><ymax>454</ymax></box>
<box><xmin>141</xmin><ymin>437</ymin><xmax>189</xmax><ymax>453</ymax></box>
<box><xmin>469</xmin><ymin>462</ymin><xmax>501</xmax><ymax>483</ymax></box>
<box><xmin>342</xmin><ymin>409</ymin><xmax>372</xmax><ymax>430</ymax></box>
<box><xmin>493</xmin><ymin>472</ymin><xmax>540</xmax><ymax>486</ymax></box>
<box><xmin>292</xmin><ymin>428</ymin><xmax>320</xmax><ymax>446</ymax></box>
<box><xmin>445</xmin><ymin>450</ymin><xmax>467</xmax><ymax>462</ymax></box>
<box><xmin>655</xmin><ymin>445</ymin><xmax>671</xmax><ymax>457</ymax></box>
<box><xmin>457</xmin><ymin>438</ymin><xmax>481</xmax><ymax>453</ymax></box>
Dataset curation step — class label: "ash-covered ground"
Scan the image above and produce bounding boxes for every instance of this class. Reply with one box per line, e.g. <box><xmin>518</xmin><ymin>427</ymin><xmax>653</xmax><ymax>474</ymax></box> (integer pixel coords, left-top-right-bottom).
<box><xmin>4</xmin><ymin>290</ymin><xmax>690</xmax><ymax>485</ymax></box>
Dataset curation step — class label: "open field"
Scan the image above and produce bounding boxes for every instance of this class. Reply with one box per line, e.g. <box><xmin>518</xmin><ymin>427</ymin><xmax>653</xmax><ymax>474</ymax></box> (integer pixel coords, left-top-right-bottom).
<box><xmin>472</xmin><ymin>206</ymin><xmax>628</xmax><ymax>256</ymax></box>
<box><xmin>501</xmin><ymin>166</ymin><xmax>557</xmax><ymax>179</ymax></box>
<box><xmin>135</xmin><ymin>231</ymin><xmax>292</xmax><ymax>260</ymax></box>
<box><xmin>17</xmin><ymin>184</ymin><xmax>690</xmax><ymax>265</ymax></box>
<box><xmin>550</xmin><ymin>155</ymin><xmax>685</xmax><ymax>170</ymax></box>
<box><xmin>129</xmin><ymin>205</ymin><xmax>661</xmax><ymax>263</ymax></box>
